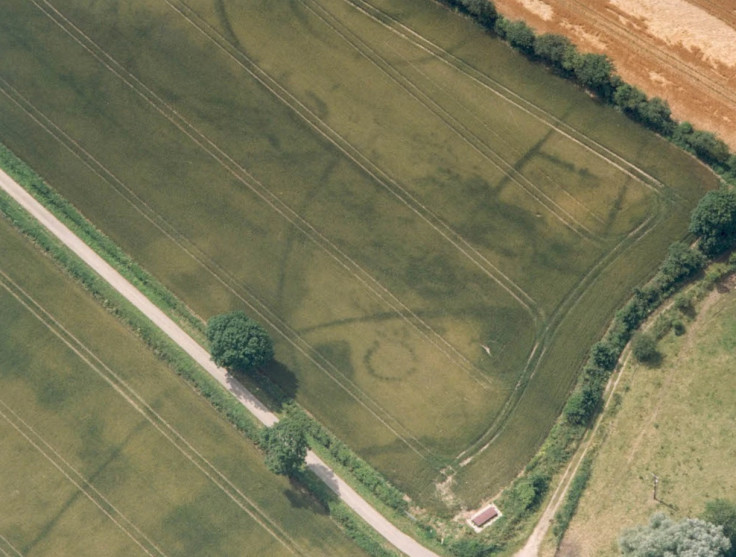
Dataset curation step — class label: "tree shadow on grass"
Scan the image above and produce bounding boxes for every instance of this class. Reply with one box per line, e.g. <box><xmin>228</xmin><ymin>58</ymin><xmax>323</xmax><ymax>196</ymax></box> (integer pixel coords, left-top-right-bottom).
<box><xmin>639</xmin><ymin>352</ymin><xmax>664</xmax><ymax>368</ymax></box>
<box><xmin>284</xmin><ymin>477</ymin><xmax>329</xmax><ymax>515</ymax></box>
<box><xmin>229</xmin><ymin>359</ymin><xmax>299</xmax><ymax>412</ymax></box>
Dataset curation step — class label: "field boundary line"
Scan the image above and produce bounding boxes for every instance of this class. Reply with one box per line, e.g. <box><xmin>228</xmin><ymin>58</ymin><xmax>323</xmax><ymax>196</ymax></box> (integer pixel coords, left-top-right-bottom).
<box><xmin>167</xmin><ymin>0</ymin><xmax>541</xmax><ymax>318</ymax></box>
<box><xmin>28</xmin><ymin>0</ymin><xmax>500</xmax><ymax>396</ymax></box>
<box><xmin>0</xmin><ymin>169</ymin><xmax>441</xmax><ymax>557</ymax></box>
<box><xmin>346</xmin><ymin>0</ymin><xmax>671</xmax><ymax>197</ymax></box>
<box><xmin>0</xmin><ymin>399</ymin><xmax>162</xmax><ymax>557</ymax></box>
<box><xmin>303</xmin><ymin>0</ymin><xmax>602</xmax><ymax>238</ymax></box>
<box><xmin>0</xmin><ymin>535</ymin><xmax>23</xmax><ymax>557</ymax></box>
<box><xmin>0</xmin><ymin>270</ymin><xmax>305</xmax><ymax>555</ymax></box>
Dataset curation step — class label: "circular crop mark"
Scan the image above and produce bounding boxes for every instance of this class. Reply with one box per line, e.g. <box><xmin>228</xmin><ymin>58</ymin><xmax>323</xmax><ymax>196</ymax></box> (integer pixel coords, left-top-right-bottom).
<box><xmin>363</xmin><ymin>339</ymin><xmax>418</xmax><ymax>381</ymax></box>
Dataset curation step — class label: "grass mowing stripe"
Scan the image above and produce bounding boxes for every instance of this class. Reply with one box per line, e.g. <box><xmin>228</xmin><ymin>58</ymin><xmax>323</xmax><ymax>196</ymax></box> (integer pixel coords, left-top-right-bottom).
<box><xmin>0</xmin><ymin>269</ymin><xmax>304</xmax><ymax>556</ymax></box>
<box><xmin>0</xmin><ymin>20</ymin><xmax>439</xmax><ymax>466</ymax></box>
<box><xmin>301</xmin><ymin>0</ymin><xmax>599</xmax><ymax>239</ymax></box>
<box><xmin>0</xmin><ymin>400</ymin><xmax>164</xmax><ymax>557</ymax></box>
<box><xmin>166</xmin><ymin>0</ymin><xmax>542</xmax><ymax>318</ymax></box>
<box><xmin>346</xmin><ymin>0</ymin><xmax>673</xmax><ymax>195</ymax></box>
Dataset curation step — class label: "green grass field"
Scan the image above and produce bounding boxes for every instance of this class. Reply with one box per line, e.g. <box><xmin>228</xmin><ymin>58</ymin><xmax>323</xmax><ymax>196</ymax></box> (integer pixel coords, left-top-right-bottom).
<box><xmin>0</xmin><ymin>213</ymin><xmax>365</xmax><ymax>556</ymax></box>
<box><xmin>0</xmin><ymin>0</ymin><xmax>718</xmax><ymax>507</ymax></box>
<box><xmin>556</xmin><ymin>287</ymin><xmax>736</xmax><ymax>556</ymax></box>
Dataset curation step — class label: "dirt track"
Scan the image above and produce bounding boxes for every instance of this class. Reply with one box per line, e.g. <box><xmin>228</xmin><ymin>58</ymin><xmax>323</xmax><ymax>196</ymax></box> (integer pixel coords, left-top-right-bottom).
<box><xmin>492</xmin><ymin>0</ymin><xmax>736</xmax><ymax>150</ymax></box>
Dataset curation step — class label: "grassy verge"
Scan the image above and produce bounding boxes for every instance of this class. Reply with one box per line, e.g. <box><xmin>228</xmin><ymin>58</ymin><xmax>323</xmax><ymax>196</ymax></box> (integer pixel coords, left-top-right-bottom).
<box><xmin>552</xmin><ymin>454</ymin><xmax>594</xmax><ymax>543</ymax></box>
<box><xmin>557</xmin><ymin>263</ymin><xmax>736</xmax><ymax>554</ymax></box>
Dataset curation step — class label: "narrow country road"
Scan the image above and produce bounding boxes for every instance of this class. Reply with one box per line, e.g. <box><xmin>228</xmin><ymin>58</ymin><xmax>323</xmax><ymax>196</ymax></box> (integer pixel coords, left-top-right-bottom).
<box><xmin>0</xmin><ymin>168</ymin><xmax>438</xmax><ymax>557</ymax></box>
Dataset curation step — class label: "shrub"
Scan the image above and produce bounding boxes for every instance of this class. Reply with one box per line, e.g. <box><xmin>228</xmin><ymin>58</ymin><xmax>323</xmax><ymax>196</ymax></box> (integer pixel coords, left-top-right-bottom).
<box><xmin>461</xmin><ymin>0</ymin><xmax>498</xmax><ymax>27</ymax></box>
<box><xmin>637</xmin><ymin>97</ymin><xmax>674</xmax><ymax>134</ymax></box>
<box><xmin>564</xmin><ymin>381</ymin><xmax>603</xmax><ymax>425</ymax></box>
<box><xmin>571</xmin><ymin>52</ymin><xmax>616</xmax><ymax>99</ymax></box>
<box><xmin>613</xmin><ymin>83</ymin><xmax>647</xmax><ymax>115</ymax></box>
<box><xmin>553</xmin><ymin>456</ymin><xmax>593</xmax><ymax>542</ymax></box>
<box><xmin>674</xmin><ymin>292</ymin><xmax>694</xmax><ymax>314</ymax></box>
<box><xmin>533</xmin><ymin>33</ymin><xmax>574</xmax><ymax>69</ymax></box>
<box><xmin>589</xmin><ymin>341</ymin><xmax>618</xmax><ymax>371</ymax></box>
<box><xmin>632</xmin><ymin>332</ymin><xmax>659</xmax><ymax>363</ymax></box>
<box><xmin>504</xmin><ymin>20</ymin><xmax>536</xmax><ymax>54</ymax></box>
<box><xmin>659</xmin><ymin>242</ymin><xmax>706</xmax><ymax>286</ymax></box>
<box><xmin>687</xmin><ymin>130</ymin><xmax>730</xmax><ymax>166</ymax></box>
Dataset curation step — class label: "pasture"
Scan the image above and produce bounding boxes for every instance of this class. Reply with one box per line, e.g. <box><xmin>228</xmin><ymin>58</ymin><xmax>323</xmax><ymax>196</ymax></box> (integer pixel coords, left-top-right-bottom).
<box><xmin>0</xmin><ymin>213</ymin><xmax>364</xmax><ymax>555</ymax></box>
<box><xmin>0</xmin><ymin>0</ymin><xmax>718</xmax><ymax>506</ymax></box>
<box><xmin>557</xmin><ymin>287</ymin><xmax>736</xmax><ymax>556</ymax></box>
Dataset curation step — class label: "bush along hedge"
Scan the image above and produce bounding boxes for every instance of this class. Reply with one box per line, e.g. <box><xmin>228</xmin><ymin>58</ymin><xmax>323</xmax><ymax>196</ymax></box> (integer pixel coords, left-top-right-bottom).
<box><xmin>438</xmin><ymin>1</ymin><xmax>736</xmax><ymax>185</ymax></box>
<box><xmin>552</xmin><ymin>455</ymin><xmax>593</xmax><ymax>543</ymax></box>
<box><xmin>285</xmin><ymin>404</ymin><xmax>409</xmax><ymax>513</ymax></box>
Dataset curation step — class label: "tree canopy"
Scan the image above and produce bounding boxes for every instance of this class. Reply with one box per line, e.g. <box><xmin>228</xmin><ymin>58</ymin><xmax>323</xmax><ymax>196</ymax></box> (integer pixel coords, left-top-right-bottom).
<box><xmin>571</xmin><ymin>53</ymin><xmax>615</xmax><ymax>98</ymax></box>
<box><xmin>206</xmin><ymin>311</ymin><xmax>274</xmax><ymax>372</ymax></box>
<box><xmin>703</xmin><ymin>500</ymin><xmax>736</xmax><ymax>557</ymax></box>
<box><xmin>533</xmin><ymin>33</ymin><xmax>574</xmax><ymax>68</ymax></box>
<box><xmin>619</xmin><ymin>513</ymin><xmax>730</xmax><ymax>556</ymax></box>
<box><xmin>689</xmin><ymin>189</ymin><xmax>736</xmax><ymax>256</ymax></box>
<box><xmin>261</xmin><ymin>415</ymin><xmax>308</xmax><ymax>477</ymax></box>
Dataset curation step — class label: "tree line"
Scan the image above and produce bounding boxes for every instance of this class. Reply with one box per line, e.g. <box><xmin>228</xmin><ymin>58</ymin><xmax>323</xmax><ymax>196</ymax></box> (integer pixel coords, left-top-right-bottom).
<box><xmin>439</xmin><ymin>0</ymin><xmax>736</xmax><ymax>185</ymax></box>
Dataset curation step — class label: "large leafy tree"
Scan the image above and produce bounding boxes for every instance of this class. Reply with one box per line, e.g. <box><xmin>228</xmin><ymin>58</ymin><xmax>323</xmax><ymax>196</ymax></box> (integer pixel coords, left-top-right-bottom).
<box><xmin>261</xmin><ymin>416</ymin><xmax>308</xmax><ymax>477</ymax></box>
<box><xmin>206</xmin><ymin>311</ymin><xmax>274</xmax><ymax>372</ymax></box>
<box><xmin>703</xmin><ymin>500</ymin><xmax>736</xmax><ymax>557</ymax></box>
<box><xmin>689</xmin><ymin>189</ymin><xmax>736</xmax><ymax>256</ymax></box>
<box><xmin>620</xmin><ymin>513</ymin><xmax>730</xmax><ymax>556</ymax></box>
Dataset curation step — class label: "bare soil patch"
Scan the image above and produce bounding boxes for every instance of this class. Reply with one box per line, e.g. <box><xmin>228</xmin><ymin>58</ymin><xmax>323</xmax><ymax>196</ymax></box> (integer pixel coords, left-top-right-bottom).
<box><xmin>492</xmin><ymin>0</ymin><xmax>736</xmax><ymax>149</ymax></box>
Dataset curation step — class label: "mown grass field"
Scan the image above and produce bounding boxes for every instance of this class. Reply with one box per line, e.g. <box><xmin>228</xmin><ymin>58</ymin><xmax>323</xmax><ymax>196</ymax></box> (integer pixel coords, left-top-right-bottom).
<box><xmin>0</xmin><ymin>0</ymin><xmax>718</xmax><ymax>506</ymax></box>
<box><xmin>556</xmin><ymin>287</ymin><xmax>736</xmax><ymax>556</ymax></box>
<box><xmin>0</xmin><ymin>213</ymin><xmax>365</xmax><ymax>556</ymax></box>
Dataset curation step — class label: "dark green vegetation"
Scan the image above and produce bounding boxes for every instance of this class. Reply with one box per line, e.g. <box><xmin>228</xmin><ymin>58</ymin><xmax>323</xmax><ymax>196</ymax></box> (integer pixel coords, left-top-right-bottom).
<box><xmin>632</xmin><ymin>332</ymin><xmax>659</xmax><ymax>363</ymax></box>
<box><xmin>0</xmin><ymin>0</ymin><xmax>719</xmax><ymax>510</ymax></box>
<box><xmin>552</xmin><ymin>456</ymin><xmax>593</xmax><ymax>543</ymax></box>
<box><xmin>619</xmin><ymin>513</ymin><xmax>730</xmax><ymax>556</ymax></box>
<box><xmin>703</xmin><ymin>500</ymin><xmax>736</xmax><ymax>557</ymax></box>
<box><xmin>690</xmin><ymin>189</ymin><xmax>736</xmax><ymax>256</ymax></box>
<box><xmin>207</xmin><ymin>311</ymin><xmax>274</xmax><ymax>373</ymax></box>
<box><xmin>262</xmin><ymin>416</ymin><xmax>309</xmax><ymax>477</ymax></box>
<box><xmin>0</xmin><ymin>202</ymin><xmax>365</xmax><ymax>556</ymax></box>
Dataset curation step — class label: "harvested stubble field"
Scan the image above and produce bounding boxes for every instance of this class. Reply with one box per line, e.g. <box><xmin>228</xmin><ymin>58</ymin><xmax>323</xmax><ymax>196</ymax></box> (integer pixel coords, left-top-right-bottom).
<box><xmin>555</xmin><ymin>286</ymin><xmax>736</xmax><ymax>556</ymax></box>
<box><xmin>491</xmin><ymin>0</ymin><xmax>736</xmax><ymax>150</ymax></box>
<box><xmin>0</xmin><ymin>209</ymin><xmax>364</xmax><ymax>555</ymax></box>
<box><xmin>0</xmin><ymin>0</ymin><xmax>718</xmax><ymax>507</ymax></box>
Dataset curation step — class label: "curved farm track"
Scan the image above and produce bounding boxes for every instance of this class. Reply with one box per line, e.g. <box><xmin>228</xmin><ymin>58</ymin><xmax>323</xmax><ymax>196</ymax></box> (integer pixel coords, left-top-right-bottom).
<box><xmin>491</xmin><ymin>0</ymin><xmax>736</xmax><ymax>150</ymax></box>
